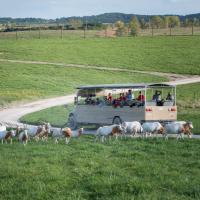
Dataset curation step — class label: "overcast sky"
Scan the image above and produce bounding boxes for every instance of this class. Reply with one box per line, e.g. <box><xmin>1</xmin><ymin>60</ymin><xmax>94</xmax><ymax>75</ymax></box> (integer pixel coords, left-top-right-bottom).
<box><xmin>0</xmin><ymin>0</ymin><xmax>199</xmax><ymax>18</ymax></box>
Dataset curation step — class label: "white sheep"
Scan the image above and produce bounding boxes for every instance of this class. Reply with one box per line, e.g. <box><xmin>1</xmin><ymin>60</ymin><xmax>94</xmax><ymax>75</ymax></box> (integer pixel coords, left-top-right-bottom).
<box><xmin>95</xmin><ymin>124</ymin><xmax>123</xmax><ymax>142</ymax></box>
<box><xmin>164</xmin><ymin>121</ymin><xmax>193</xmax><ymax>139</ymax></box>
<box><xmin>122</xmin><ymin>121</ymin><xmax>143</xmax><ymax>137</ymax></box>
<box><xmin>52</xmin><ymin>127</ymin><xmax>84</xmax><ymax>144</ymax></box>
<box><xmin>0</xmin><ymin>125</ymin><xmax>16</xmax><ymax>144</ymax></box>
<box><xmin>19</xmin><ymin>129</ymin><xmax>29</xmax><ymax>145</ymax></box>
<box><xmin>142</xmin><ymin>122</ymin><xmax>164</xmax><ymax>138</ymax></box>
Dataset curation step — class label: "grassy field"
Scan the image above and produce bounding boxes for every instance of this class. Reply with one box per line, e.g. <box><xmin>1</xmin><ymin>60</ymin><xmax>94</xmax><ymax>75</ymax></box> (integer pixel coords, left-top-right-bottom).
<box><xmin>0</xmin><ymin>61</ymin><xmax>167</xmax><ymax>107</ymax></box>
<box><xmin>0</xmin><ymin>136</ymin><xmax>199</xmax><ymax>200</ymax></box>
<box><xmin>0</xmin><ymin>36</ymin><xmax>200</xmax><ymax>75</ymax></box>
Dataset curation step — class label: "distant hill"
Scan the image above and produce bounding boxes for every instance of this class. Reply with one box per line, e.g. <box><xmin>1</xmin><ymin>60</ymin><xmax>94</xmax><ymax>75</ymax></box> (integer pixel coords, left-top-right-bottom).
<box><xmin>0</xmin><ymin>12</ymin><xmax>200</xmax><ymax>25</ymax></box>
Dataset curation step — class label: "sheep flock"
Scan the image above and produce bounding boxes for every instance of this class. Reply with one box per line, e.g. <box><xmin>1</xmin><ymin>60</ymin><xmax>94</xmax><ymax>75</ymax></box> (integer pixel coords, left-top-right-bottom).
<box><xmin>0</xmin><ymin>120</ymin><xmax>194</xmax><ymax>146</ymax></box>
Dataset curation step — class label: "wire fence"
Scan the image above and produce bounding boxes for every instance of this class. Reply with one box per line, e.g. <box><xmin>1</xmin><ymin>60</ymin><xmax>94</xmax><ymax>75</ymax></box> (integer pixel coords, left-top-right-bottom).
<box><xmin>0</xmin><ymin>26</ymin><xmax>200</xmax><ymax>40</ymax></box>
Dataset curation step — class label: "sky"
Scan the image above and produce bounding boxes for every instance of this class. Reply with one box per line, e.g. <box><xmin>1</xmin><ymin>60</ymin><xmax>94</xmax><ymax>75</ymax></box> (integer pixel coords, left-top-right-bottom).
<box><xmin>0</xmin><ymin>0</ymin><xmax>199</xmax><ymax>18</ymax></box>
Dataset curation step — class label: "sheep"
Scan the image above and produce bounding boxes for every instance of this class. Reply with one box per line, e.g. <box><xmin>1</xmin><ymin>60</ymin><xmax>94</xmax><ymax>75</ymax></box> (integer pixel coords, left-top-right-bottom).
<box><xmin>0</xmin><ymin>130</ymin><xmax>16</xmax><ymax>144</ymax></box>
<box><xmin>25</xmin><ymin>125</ymin><xmax>47</xmax><ymax>142</ymax></box>
<box><xmin>52</xmin><ymin>127</ymin><xmax>84</xmax><ymax>144</ymax></box>
<box><xmin>141</xmin><ymin>122</ymin><xmax>164</xmax><ymax>138</ymax></box>
<box><xmin>121</xmin><ymin>121</ymin><xmax>143</xmax><ymax>137</ymax></box>
<box><xmin>164</xmin><ymin>121</ymin><xmax>193</xmax><ymax>139</ymax></box>
<box><xmin>18</xmin><ymin>129</ymin><xmax>29</xmax><ymax>146</ymax></box>
<box><xmin>95</xmin><ymin>124</ymin><xmax>123</xmax><ymax>142</ymax></box>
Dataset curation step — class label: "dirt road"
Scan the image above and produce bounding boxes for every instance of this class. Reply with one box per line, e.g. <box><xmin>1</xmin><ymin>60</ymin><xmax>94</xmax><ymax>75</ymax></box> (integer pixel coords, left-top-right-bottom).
<box><xmin>0</xmin><ymin>58</ymin><xmax>199</xmax><ymax>81</ymax></box>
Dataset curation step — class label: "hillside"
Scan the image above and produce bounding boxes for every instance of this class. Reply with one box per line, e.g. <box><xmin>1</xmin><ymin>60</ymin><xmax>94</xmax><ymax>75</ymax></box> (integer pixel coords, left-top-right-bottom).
<box><xmin>0</xmin><ymin>12</ymin><xmax>200</xmax><ymax>25</ymax></box>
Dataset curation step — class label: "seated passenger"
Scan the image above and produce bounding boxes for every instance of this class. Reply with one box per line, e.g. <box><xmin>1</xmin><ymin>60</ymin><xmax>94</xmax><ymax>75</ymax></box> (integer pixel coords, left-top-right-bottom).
<box><xmin>157</xmin><ymin>93</ymin><xmax>165</xmax><ymax>106</ymax></box>
<box><xmin>107</xmin><ymin>93</ymin><xmax>112</xmax><ymax>103</ymax></box>
<box><xmin>126</xmin><ymin>90</ymin><xmax>133</xmax><ymax>101</ymax></box>
<box><xmin>119</xmin><ymin>93</ymin><xmax>127</xmax><ymax>107</ymax></box>
<box><xmin>112</xmin><ymin>99</ymin><xmax>120</xmax><ymax>108</ymax></box>
<box><xmin>96</xmin><ymin>98</ymin><xmax>100</xmax><ymax>105</ymax></box>
<box><xmin>152</xmin><ymin>90</ymin><xmax>159</xmax><ymax>101</ymax></box>
<box><xmin>136</xmin><ymin>91</ymin><xmax>145</xmax><ymax>106</ymax></box>
<box><xmin>166</xmin><ymin>92</ymin><xmax>173</xmax><ymax>101</ymax></box>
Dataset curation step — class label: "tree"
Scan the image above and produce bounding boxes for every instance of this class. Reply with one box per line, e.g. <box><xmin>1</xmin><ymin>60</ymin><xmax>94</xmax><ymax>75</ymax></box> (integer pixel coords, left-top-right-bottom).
<box><xmin>166</xmin><ymin>16</ymin><xmax>180</xmax><ymax>28</ymax></box>
<box><xmin>140</xmin><ymin>18</ymin><xmax>148</xmax><ymax>29</ymax></box>
<box><xmin>115</xmin><ymin>20</ymin><xmax>125</xmax><ymax>36</ymax></box>
<box><xmin>67</xmin><ymin>19</ymin><xmax>82</xmax><ymax>30</ymax></box>
<box><xmin>129</xmin><ymin>16</ymin><xmax>140</xmax><ymax>36</ymax></box>
<box><xmin>150</xmin><ymin>16</ymin><xmax>163</xmax><ymax>28</ymax></box>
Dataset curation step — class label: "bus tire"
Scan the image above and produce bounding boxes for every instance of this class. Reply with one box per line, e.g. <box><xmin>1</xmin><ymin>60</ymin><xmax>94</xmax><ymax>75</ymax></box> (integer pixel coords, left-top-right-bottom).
<box><xmin>112</xmin><ymin>116</ymin><xmax>122</xmax><ymax>125</ymax></box>
<box><xmin>68</xmin><ymin>114</ymin><xmax>78</xmax><ymax>130</ymax></box>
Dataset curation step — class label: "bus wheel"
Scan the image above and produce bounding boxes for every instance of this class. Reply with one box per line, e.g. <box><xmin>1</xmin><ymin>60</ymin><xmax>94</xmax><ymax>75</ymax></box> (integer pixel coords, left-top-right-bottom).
<box><xmin>68</xmin><ymin>114</ymin><xmax>78</xmax><ymax>130</ymax></box>
<box><xmin>113</xmin><ymin>117</ymin><xmax>122</xmax><ymax>125</ymax></box>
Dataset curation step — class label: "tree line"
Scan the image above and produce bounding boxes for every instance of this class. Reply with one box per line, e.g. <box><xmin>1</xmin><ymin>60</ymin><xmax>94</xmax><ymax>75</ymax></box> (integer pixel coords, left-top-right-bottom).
<box><xmin>0</xmin><ymin>15</ymin><xmax>199</xmax><ymax>34</ymax></box>
<box><xmin>115</xmin><ymin>15</ymin><xmax>200</xmax><ymax>36</ymax></box>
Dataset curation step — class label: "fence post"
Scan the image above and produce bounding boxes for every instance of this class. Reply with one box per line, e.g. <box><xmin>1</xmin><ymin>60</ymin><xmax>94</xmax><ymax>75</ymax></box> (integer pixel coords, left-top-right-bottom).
<box><xmin>170</xmin><ymin>26</ymin><xmax>172</xmax><ymax>36</ymax></box>
<box><xmin>60</xmin><ymin>26</ymin><xmax>63</xmax><ymax>39</ymax></box>
<box><xmin>84</xmin><ymin>28</ymin><xmax>86</xmax><ymax>39</ymax></box>
<box><xmin>15</xmin><ymin>30</ymin><xmax>18</xmax><ymax>40</ymax></box>
<box><xmin>38</xmin><ymin>27</ymin><xmax>41</xmax><ymax>39</ymax></box>
<box><xmin>192</xmin><ymin>23</ymin><xmax>194</xmax><ymax>36</ymax></box>
<box><xmin>105</xmin><ymin>28</ymin><xmax>107</xmax><ymax>38</ymax></box>
<box><xmin>151</xmin><ymin>27</ymin><xmax>154</xmax><ymax>37</ymax></box>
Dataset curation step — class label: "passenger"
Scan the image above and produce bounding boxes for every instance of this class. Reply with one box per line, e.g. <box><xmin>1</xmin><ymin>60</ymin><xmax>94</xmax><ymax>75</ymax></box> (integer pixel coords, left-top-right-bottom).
<box><xmin>126</xmin><ymin>90</ymin><xmax>133</xmax><ymax>101</ymax></box>
<box><xmin>112</xmin><ymin>98</ymin><xmax>120</xmax><ymax>108</ymax></box>
<box><xmin>85</xmin><ymin>96</ymin><xmax>91</xmax><ymax>104</ymax></box>
<box><xmin>156</xmin><ymin>92</ymin><xmax>165</xmax><ymax>106</ymax></box>
<box><xmin>137</xmin><ymin>91</ymin><xmax>145</xmax><ymax>102</ymax></box>
<box><xmin>107</xmin><ymin>93</ymin><xmax>112</xmax><ymax>103</ymax></box>
<box><xmin>152</xmin><ymin>90</ymin><xmax>159</xmax><ymax>101</ymax></box>
<box><xmin>119</xmin><ymin>93</ymin><xmax>126</xmax><ymax>107</ymax></box>
<box><xmin>96</xmin><ymin>98</ymin><xmax>100</xmax><ymax>105</ymax></box>
<box><xmin>166</xmin><ymin>92</ymin><xmax>173</xmax><ymax>101</ymax></box>
<box><xmin>137</xmin><ymin>91</ymin><xmax>145</xmax><ymax>106</ymax></box>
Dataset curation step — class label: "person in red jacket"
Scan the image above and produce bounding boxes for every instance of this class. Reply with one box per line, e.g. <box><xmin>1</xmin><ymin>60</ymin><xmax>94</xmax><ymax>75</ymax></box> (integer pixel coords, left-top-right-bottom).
<box><xmin>137</xmin><ymin>91</ymin><xmax>145</xmax><ymax>106</ymax></box>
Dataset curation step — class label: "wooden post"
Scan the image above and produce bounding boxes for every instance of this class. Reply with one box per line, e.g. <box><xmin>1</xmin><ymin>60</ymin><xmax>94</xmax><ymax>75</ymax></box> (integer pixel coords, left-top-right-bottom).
<box><xmin>38</xmin><ymin>27</ymin><xmax>41</xmax><ymax>39</ymax></box>
<box><xmin>151</xmin><ymin>26</ymin><xmax>154</xmax><ymax>37</ymax></box>
<box><xmin>192</xmin><ymin>23</ymin><xmax>194</xmax><ymax>36</ymax></box>
<box><xmin>170</xmin><ymin>26</ymin><xmax>172</xmax><ymax>36</ymax></box>
<box><xmin>15</xmin><ymin>30</ymin><xmax>18</xmax><ymax>40</ymax></box>
<box><xmin>105</xmin><ymin>28</ymin><xmax>107</xmax><ymax>38</ymax></box>
<box><xmin>61</xmin><ymin>26</ymin><xmax>63</xmax><ymax>39</ymax></box>
<box><xmin>84</xmin><ymin>28</ymin><xmax>86</xmax><ymax>39</ymax></box>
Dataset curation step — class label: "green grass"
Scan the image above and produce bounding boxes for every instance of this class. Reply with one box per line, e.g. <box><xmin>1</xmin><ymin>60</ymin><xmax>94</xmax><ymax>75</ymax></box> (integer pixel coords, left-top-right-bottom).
<box><xmin>20</xmin><ymin>105</ymin><xmax>73</xmax><ymax>127</ymax></box>
<box><xmin>0</xmin><ymin>61</ymin><xmax>167</xmax><ymax>107</ymax></box>
<box><xmin>0</xmin><ymin>36</ymin><xmax>200</xmax><ymax>74</ymax></box>
<box><xmin>0</xmin><ymin>137</ymin><xmax>199</xmax><ymax>200</ymax></box>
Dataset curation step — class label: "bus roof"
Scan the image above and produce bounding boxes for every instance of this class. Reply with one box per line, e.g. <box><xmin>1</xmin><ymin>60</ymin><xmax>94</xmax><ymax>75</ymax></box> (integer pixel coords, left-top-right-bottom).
<box><xmin>76</xmin><ymin>83</ymin><xmax>175</xmax><ymax>90</ymax></box>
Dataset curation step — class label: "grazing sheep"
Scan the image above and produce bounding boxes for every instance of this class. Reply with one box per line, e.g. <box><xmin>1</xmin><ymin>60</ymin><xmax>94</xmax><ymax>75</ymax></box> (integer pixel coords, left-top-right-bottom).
<box><xmin>122</xmin><ymin>121</ymin><xmax>143</xmax><ymax>137</ymax></box>
<box><xmin>164</xmin><ymin>121</ymin><xmax>193</xmax><ymax>139</ymax></box>
<box><xmin>52</xmin><ymin>127</ymin><xmax>84</xmax><ymax>144</ymax></box>
<box><xmin>95</xmin><ymin>124</ymin><xmax>123</xmax><ymax>142</ymax></box>
<box><xmin>19</xmin><ymin>129</ymin><xmax>29</xmax><ymax>146</ymax></box>
<box><xmin>0</xmin><ymin>130</ymin><xmax>15</xmax><ymax>144</ymax></box>
<box><xmin>142</xmin><ymin>122</ymin><xmax>164</xmax><ymax>138</ymax></box>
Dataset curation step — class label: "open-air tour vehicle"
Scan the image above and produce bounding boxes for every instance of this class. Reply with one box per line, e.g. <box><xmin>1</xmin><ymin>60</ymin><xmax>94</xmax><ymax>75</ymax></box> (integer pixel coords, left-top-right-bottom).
<box><xmin>67</xmin><ymin>83</ymin><xmax>177</xmax><ymax>129</ymax></box>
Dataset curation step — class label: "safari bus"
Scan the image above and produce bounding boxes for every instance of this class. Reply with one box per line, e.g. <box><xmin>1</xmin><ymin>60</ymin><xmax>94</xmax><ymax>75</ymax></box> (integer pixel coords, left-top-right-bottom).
<box><xmin>67</xmin><ymin>83</ymin><xmax>177</xmax><ymax>129</ymax></box>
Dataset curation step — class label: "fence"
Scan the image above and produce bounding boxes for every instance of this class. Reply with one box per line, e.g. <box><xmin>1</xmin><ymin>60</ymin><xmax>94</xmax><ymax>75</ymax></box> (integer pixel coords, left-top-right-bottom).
<box><xmin>0</xmin><ymin>26</ymin><xmax>200</xmax><ymax>39</ymax></box>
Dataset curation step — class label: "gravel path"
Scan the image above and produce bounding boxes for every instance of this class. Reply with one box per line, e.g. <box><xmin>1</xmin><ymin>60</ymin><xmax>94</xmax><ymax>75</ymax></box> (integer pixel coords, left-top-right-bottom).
<box><xmin>1</xmin><ymin>58</ymin><xmax>199</xmax><ymax>81</ymax></box>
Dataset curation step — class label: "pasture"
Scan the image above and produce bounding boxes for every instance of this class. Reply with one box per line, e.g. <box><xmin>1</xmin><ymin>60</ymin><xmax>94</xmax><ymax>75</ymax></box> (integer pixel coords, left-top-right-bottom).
<box><xmin>0</xmin><ymin>136</ymin><xmax>200</xmax><ymax>200</ymax></box>
<box><xmin>0</xmin><ymin>62</ymin><xmax>166</xmax><ymax>107</ymax></box>
<box><xmin>0</xmin><ymin>36</ymin><xmax>200</xmax><ymax>74</ymax></box>
<box><xmin>0</xmin><ymin>35</ymin><xmax>200</xmax><ymax>199</ymax></box>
